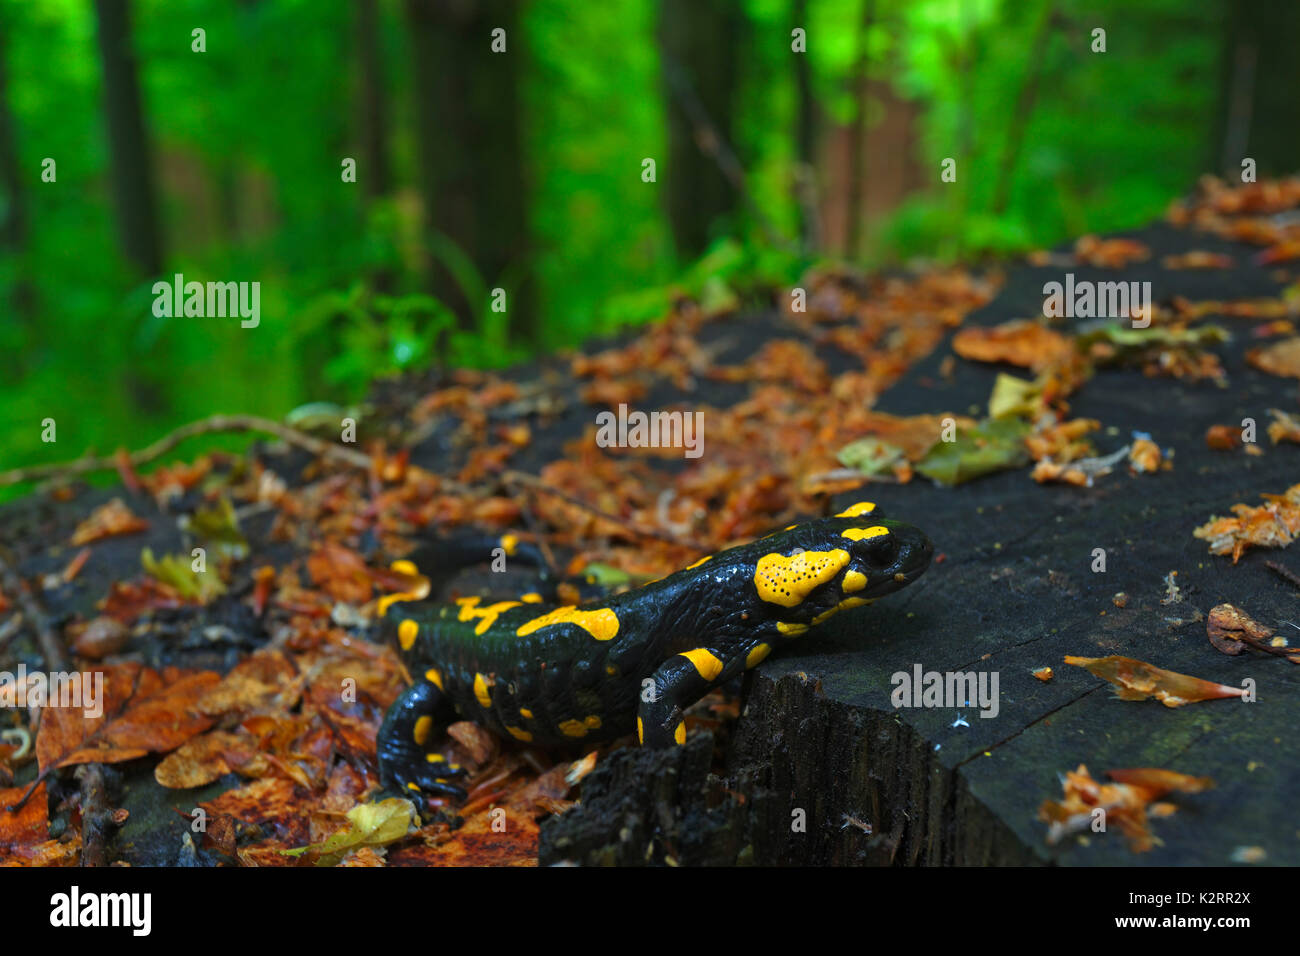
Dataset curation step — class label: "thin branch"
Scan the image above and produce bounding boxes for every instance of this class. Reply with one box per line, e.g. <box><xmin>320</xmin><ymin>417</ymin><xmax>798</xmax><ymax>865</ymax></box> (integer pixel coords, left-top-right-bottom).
<box><xmin>0</xmin><ymin>413</ymin><xmax>373</xmax><ymax>489</ymax></box>
<box><xmin>1266</xmin><ymin>560</ymin><xmax>1300</xmax><ymax>591</ymax></box>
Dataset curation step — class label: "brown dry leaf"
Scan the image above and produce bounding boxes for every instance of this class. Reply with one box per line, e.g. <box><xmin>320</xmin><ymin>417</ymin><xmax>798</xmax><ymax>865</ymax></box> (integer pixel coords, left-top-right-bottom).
<box><xmin>389</xmin><ymin>807</ymin><xmax>539</xmax><ymax>867</ymax></box>
<box><xmin>70</xmin><ymin>497</ymin><xmax>149</xmax><ymax>546</ymax></box>
<box><xmin>1039</xmin><ymin>764</ymin><xmax>1213</xmax><ymax>852</ymax></box>
<box><xmin>307</xmin><ymin>543</ymin><xmax>374</xmax><ymax>604</ymax></box>
<box><xmin>35</xmin><ymin>663</ymin><xmax>219</xmax><ymax>773</ymax></box>
<box><xmin>1064</xmin><ymin>655</ymin><xmax>1243</xmax><ymax>707</ymax></box>
<box><xmin>1268</xmin><ymin>408</ymin><xmax>1300</xmax><ymax>445</ymax></box>
<box><xmin>1105</xmin><ymin>768</ymin><xmax>1215</xmax><ymax>795</ymax></box>
<box><xmin>0</xmin><ymin>783</ymin><xmax>48</xmax><ymax>858</ymax></box>
<box><xmin>1193</xmin><ymin>482</ymin><xmax>1300</xmax><ymax>562</ymax></box>
<box><xmin>1206</xmin><ymin>604</ymin><xmax>1274</xmax><ymax>656</ymax></box>
<box><xmin>1128</xmin><ymin>437</ymin><xmax>1165</xmax><ymax>474</ymax></box>
<box><xmin>200</xmin><ymin>778</ymin><xmax>303</xmax><ymax>835</ymax></box>
<box><xmin>1161</xmin><ymin>251</ymin><xmax>1234</xmax><ymax>270</ymax></box>
<box><xmin>154</xmin><ymin>730</ymin><xmax>256</xmax><ymax>789</ymax></box>
<box><xmin>1246</xmin><ymin>337</ymin><xmax>1300</xmax><ymax>379</ymax></box>
<box><xmin>1205</xmin><ymin>424</ymin><xmax>1241</xmax><ymax>450</ymax></box>
<box><xmin>446</xmin><ymin>721</ymin><xmax>499</xmax><ymax>770</ymax></box>
<box><xmin>66</xmin><ymin>616</ymin><xmax>130</xmax><ymax>659</ymax></box>
<box><xmin>953</xmin><ymin>320</ymin><xmax>1074</xmax><ymax>372</ymax></box>
<box><xmin>1075</xmin><ymin>235</ymin><xmax>1150</xmax><ymax>267</ymax></box>
<box><xmin>98</xmin><ymin>578</ymin><xmax>189</xmax><ymax>621</ymax></box>
<box><xmin>198</xmin><ymin>649</ymin><xmax>301</xmax><ymax>717</ymax></box>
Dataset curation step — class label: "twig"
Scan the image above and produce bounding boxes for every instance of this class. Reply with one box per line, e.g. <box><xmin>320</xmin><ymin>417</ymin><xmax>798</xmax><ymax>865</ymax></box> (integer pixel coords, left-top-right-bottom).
<box><xmin>75</xmin><ymin>764</ymin><xmax>113</xmax><ymax>867</ymax></box>
<box><xmin>0</xmin><ymin>413</ymin><xmax>373</xmax><ymax>489</ymax></box>
<box><xmin>1266</xmin><ymin>560</ymin><xmax>1300</xmax><ymax>591</ymax></box>
<box><xmin>0</xmin><ymin>549</ymin><xmax>66</xmax><ymax>671</ymax></box>
<box><xmin>500</xmin><ymin>470</ymin><xmax>707</xmax><ymax>551</ymax></box>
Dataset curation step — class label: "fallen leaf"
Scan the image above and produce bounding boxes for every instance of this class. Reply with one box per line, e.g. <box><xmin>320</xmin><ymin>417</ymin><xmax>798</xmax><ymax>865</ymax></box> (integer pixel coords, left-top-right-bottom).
<box><xmin>1039</xmin><ymin>763</ymin><xmax>1212</xmax><ymax>852</ymax></box>
<box><xmin>70</xmin><ymin>498</ymin><xmax>149</xmax><ymax>546</ymax></box>
<box><xmin>283</xmin><ymin>797</ymin><xmax>420</xmax><ymax>866</ymax></box>
<box><xmin>35</xmin><ymin>663</ymin><xmax>219</xmax><ymax>773</ymax></box>
<box><xmin>1064</xmin><ymin>655</ymin><xmax>1243</xmax><ymax>707</ymax></box>
<box><xmin>1247</xmin><ymin>337</ymin><xmax>1300</xmax><ymax>379</ymax></box>
<box><xmin>1193</xmin><ymin>482</ymin><xmax>1300</xmax><ymax>562</ymax></box>
<box><xmin>953</xmin><ymin>320</ymin><xmax>1074</xmax><ymax>371</ymax></box>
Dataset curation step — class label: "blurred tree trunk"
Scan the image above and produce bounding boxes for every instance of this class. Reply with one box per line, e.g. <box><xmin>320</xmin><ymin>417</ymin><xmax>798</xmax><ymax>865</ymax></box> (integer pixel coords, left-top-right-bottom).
<box><xmin>357</xmin><ymin>0</ymin><xmax>390</xmax><ymax>202</ymax></box>
<box><xmin>0</xmin><ymin>8</ymin><xmax>34</xmax><ymax>378</ymax></box>
<box><xmin>1212</xmin><ymin>0</ymin><xmax>1300</xmax><ymax>177</ymax></box>
<box><xmin>93</xmin><ymin>0</ymin><xmax>163</xmax><ymax>278</ymax></box>
<box><xmin>844</xmin><ymin>0</ymin><xmax>875</xmax><ymax>260</ymax></box>
<box><xmin>406</xmin><ymin>0</ymin><xmax>532</xmax><ymax>344</ymax></box>
<box><xmin>356</xmin><ymin>0</ymin><xmax>392</xmax><ymax>295</ymax></box>
<box><xmin>990</xmin><ymin>0</ymin><xmax>1055</xmax><ymax>217</ymax></box>
<box><xmin>657</xmin><ymin>0</ymin><xmax>744</xmax><ymax>261</ymax></box>
<box><xmin>792</xmin><ymin>0</ymin><xmax>819</xmax><ymax>253</ymax></box>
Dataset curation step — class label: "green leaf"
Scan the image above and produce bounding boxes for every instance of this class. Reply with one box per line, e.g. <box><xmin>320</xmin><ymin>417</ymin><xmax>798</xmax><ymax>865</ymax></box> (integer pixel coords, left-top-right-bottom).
<box><xmin>916</xmin><ymin>417</ymin><xmax>1031</xmax><ymax>487</ymax></box>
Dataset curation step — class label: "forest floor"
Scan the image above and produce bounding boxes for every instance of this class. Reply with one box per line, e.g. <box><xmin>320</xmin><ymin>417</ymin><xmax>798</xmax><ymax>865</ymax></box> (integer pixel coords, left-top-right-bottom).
<box><xmin>2</xmin><ymin>176</ymin><xmax>1299</xmax><ymax>866</ymax></box>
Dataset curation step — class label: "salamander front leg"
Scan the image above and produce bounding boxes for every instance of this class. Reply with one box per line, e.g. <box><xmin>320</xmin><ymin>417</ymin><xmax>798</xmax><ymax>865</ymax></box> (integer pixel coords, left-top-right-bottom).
<box><xmin>637</xmin><ymin>647</ymin><xmax>737</xmax><ymax>748</ymax></box>
<box><xmin>377</xmin><ymin>681</ymin><xmax>468</xmax><ymax>800</ymax></box>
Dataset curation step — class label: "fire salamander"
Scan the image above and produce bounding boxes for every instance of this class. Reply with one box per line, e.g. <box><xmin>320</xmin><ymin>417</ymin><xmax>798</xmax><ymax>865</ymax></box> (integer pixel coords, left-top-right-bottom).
<box><xmin>376</xmin><ymin>501</ymin><xmax>933</xmax><ymax>799</ymax></box>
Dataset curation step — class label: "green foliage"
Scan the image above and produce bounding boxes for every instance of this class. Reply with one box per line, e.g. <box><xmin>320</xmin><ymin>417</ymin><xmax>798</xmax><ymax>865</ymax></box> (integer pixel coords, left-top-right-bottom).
<box><xmin>0</xmin><ymin>0</ymin><xmax>1234</xmax><ymax>483</ymax></box>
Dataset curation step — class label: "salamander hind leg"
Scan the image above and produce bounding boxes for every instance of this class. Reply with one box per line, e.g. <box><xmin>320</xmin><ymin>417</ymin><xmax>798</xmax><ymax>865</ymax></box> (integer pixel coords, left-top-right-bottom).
<box><xmin>377</xmin><ymin>681</ymin><xmax>468</xmax><ymax>800</ymax></box>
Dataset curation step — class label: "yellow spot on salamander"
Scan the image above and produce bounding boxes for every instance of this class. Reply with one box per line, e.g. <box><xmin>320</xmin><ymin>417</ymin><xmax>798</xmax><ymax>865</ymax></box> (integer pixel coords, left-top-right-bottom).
<box><xmin>397</xmin><ymin>619</ymin><xmax>419</xmax><ymax>651</ymax></box>
<box><xmin>500</xmin><ymin>534</ymin><xmax>518</xmax><ymax>556</ymax></box>
<box><xmin>406</xmin><ymin>782</ymin><xmax>421</xmax><ymax>792</ymax></box>
<box><xmin>520</xmin><ymin>592</ymin><xmax>543</xmax><ymax>603</ymax></box>
<box><xmin>842</xmin><ymin>570</ymin><xmax>868</xmax><ymax>593</ymax></box>
<box><xmin>425</xmin><ymin>667</ymin><xmax>444</xmax><ymax>690</ymax></box>
<box><xmin>517</xmin><ymin>606</ymin><xmax>620</xmax><ymax>642</ymax></box>
<box><xmin>377</xmin><ymin>563</ymin><xmax>431</xmax><ymax>616</ymax></box>
<box><xmin>558</xmin><ymin>719</ymin><xmax>589</xmax><ymax>738</ymax></box>
<box><xmin>506</xmin><ymin>726</ymin><xmax>533</xmax><ymax>742</ymax></box>
<box><xmin>584</xmin><ymin>715</ymin><xmax>602</xmax><ymax>730</ymax></box>
<box><xmin>674</xmin><ymin>722</ymin><xmax>686</xmax><ymax>745</ymax></box>
<box><xmin>836</xmin><ymin>501</ymin><xmax>877</xmax><ymax>518</ymax></box>
<box><xmin>519</xmin><ymin>707</ymin><xmax>534</xmax><ymax>719</ymax></box>
<box><xmin>679</xmin><ymin>648</ymin><xmax>724</xmax><ymax>682</ymax></box>
<box><xmin>746</xmin><ymin>643</ymin><xmax>772</xmax><ymax>668</ymax></box>
<box><xmin>456</xmin><ymin>596</ymin><xmax>524</xmax><ymax>635</ymax></box>
<box><xmin>606</xmin><ymin>665</ymin><xmax>618</xmax><ymax>676</ymax></box>
<box><xmin>841</xmin><ymin>526</ymin><xmax>889</xmax><ymax>542</ymax></box>
<box><xmin>426</xmin><ymin>753</ymin><xmax>445</xmax><ymax>763</ymax></box>
<box><xmin>812</xmin><ymin>597</ymin><xmax>871</xmax><ymax>626</ymax></box>
<box><xmin>473</xmin><ymin>672</ymin><xmax>493</xmax><ymax>708</ymax></box>
<box><xmin>636</xmin><ymin>717</ymin><xmax>644</xmax><ymax>744</ymax></box>
<box><xmin>754</xmin><ymin>549</ymin><xmax>851</xmax><ymax>607</ymax></box>
<box><xmin>413</xmin><ymin>716</ymin><xmax>432</xmax><ymax>746</ymax></box>
<box><xmin>686</xmin><ymin>555</ymin><xmax>713</xmax><ymax>570</ymax></box>
<box><xmin>777</xmin><ymin>621</ymin><xmax>809</xmax><ymax>636</ymax></box>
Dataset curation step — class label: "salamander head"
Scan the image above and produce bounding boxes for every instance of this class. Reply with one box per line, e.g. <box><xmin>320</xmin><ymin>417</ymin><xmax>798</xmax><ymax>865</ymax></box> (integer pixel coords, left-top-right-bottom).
<box><xmin>749</xmin><ymin>505</ymin><xmax>933</xmax><ymax>630</ymax></box>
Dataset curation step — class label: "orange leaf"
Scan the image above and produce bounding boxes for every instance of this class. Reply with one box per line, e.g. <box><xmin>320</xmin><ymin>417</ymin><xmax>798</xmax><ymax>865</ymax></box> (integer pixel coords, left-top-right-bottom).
<box><xmin>35</xmin><ymin>663</ymin><xmax>219</xmax><ymax>773</ymax></box>
<box><xmin>952</xmin><ymin>320</ymin><xmax>1074</xmax><ymax>372</ymax></box>
<box><xmin>1064</xmin><ymin>655</ymin><xmax>1242</xmax><ymax>706</ymax></box>
<box><xmin>70</xmin><ymin>497</ymin><xmax>149</xmax><ymax>546</ymax></box>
